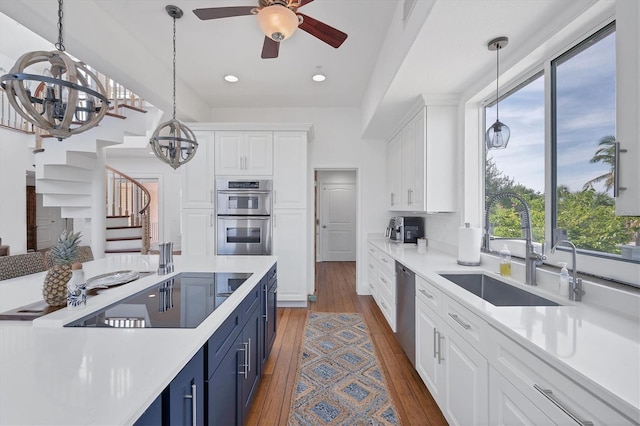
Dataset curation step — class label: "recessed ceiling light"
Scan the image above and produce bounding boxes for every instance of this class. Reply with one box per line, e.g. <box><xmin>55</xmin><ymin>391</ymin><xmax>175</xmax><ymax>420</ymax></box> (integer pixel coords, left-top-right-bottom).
<box><xmin>224</xmin><ymin>74</ymin><xmax>239</xmax><ymax>83</ymax></box>
<box><xmin>312</xmin><ymin>73</ymin><xmax>326</xmax><ymax>82</ymax></box>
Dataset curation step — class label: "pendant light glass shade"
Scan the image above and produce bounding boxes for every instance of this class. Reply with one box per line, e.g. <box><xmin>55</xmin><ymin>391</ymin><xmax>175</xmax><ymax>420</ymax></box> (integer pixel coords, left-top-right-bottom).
<box><xmin>149</xmin><ymin>5</ymin><xmax>198</xmax><ymax>169</ymax></box>
<box><xmin>257</xmin><ymin>5</ymin><xmax>300</xmax><ymax>41</ymax></box>
<box><xmin>486</xmin><ymin>36</ymin><xmax>510</xmax><ymax>150</ymax></box>
<box><xmin>0</xmin><ymin>0</ymin><xmax>108</xmax><ymax>140</ymax></box>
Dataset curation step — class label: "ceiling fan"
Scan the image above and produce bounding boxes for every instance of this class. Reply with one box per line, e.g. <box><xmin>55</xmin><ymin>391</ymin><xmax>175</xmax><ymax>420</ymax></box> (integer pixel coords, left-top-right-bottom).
<box><xmin>193</xmin><ymin>0</ymin><xmax>348</xmax><ymax>59</ymax></box>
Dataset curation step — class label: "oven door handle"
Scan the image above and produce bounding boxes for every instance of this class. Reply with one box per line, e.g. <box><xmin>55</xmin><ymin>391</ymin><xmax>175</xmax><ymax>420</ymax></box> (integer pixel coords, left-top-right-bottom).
<box><xmin>217</xmin><ymin>216</ymin><xmax>271</xmax><ymax>221</ymax></box>
<box><xmin>217</xmin><ymin>190</ymin><xmax>272</xmax><ymax>195</ymax></box>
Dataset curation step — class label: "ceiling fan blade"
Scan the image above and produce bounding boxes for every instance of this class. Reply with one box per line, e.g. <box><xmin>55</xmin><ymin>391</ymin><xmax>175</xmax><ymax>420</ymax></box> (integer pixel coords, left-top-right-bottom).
<box><xmin>261</xmin><ymin>37</ymin><xmax>280</xmax><ymax>59</ymax></box>
<box><xmin>297</xmin><ymin>0</ymin><xmax>315</xmax><ymax>8</ymax></box>
<box><xmin>193</xmin><ymin>6</ymin><xmax>255</xmax><ymax>20</ymax></box>
<box><xmin>297</xmin><ymin>13</ymin><xmax>348</xmax><ymax>48</ymax></box>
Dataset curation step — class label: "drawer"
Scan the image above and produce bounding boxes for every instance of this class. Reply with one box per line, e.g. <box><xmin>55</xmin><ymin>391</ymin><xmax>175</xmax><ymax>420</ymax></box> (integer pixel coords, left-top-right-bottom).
<box><xmin>442</xmin><ymin>296</ymin><xmax>487</xmax><ymax>356</ymax></box>
<box><xmin>377</xmin><ymin>284</ymin><xmax>396</xmax><ymax>332</ymax></box>
<box><xmin>207</xmin><ymin>304</ymin><xmax>242</xmax><ymax>377</ymax></box>
<box><xmin>378</xmin><ymin>251</ymin><xmax>395</xmax><ymax>273</ymax></box>
<box><xmin>367</xmin><ymin>256</ymin><xmax>379</xmax><ymax>286</ymax></box>
<box><xmin>416</xmin><ymin>276</ymin><xmax>442</xmax><ymax>313</ymax></box>
<box><xmin>378</xmin><ymin>267</ymin><xmax>395</xmax><ymax>300</ymax></box>
<box><xmin>488</xmin><ymin>327</ymin><xmax>634</xmax><ymax>426</ymax></box>
<box><xmin>367</xmin><ymin>243</ymin><xmax>379</xmax><ymax>261</ymax></box>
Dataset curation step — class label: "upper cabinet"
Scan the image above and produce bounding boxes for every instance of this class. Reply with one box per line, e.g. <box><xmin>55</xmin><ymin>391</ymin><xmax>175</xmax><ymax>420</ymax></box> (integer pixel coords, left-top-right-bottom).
<box><xmin>273</xmin><ymin>132</ymin><xmax>307</xmax><ymax>209</ymax></box>
<box><xmin>215</xmin><ymin>131</ymin><xmax>273</xmax><ymax>176</ymax></box>
<box><xmin>615</xmin><ymin>0</ymin><xmax>640</xmax><ymax>215</ymax></box>
<box><xmin>388</xmin><ymin>105</ymin><xmax>456</xmax><ymax>212</ymax></box>
<box><xmin>182</xmin><ymin>131</ymin><xmax>215</xmax><ymax>209</ymax></box>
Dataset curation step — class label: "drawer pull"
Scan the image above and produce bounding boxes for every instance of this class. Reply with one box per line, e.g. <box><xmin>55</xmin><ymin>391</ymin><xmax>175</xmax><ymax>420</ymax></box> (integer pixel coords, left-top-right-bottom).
<box><xmin>433</xmin><ymin>328</ymin><xmax>438</xmax><ymax>359</ymax></box>
<box><xmin>418</xmin><ymin>288</ymin><xmax>434</xmax><ymax>299</ymax></box>
<box><xmin>380</xmin><ymin>277</ymin><xmax>387</xmax><ymax>284</ymax></box>
<box><xmin>448</xmin><ymin>313</ymin><xmax>471</xmax><ymax>330</ymax></box>
<box><xmin>534</xmin><ymin>385</ymin><xmax>593</xmax><ymax>426</ymax></box>
<box><xmin>381</xmin><ymin>258</ymin><xmax>389</xmax><ymax>264</ymax></box>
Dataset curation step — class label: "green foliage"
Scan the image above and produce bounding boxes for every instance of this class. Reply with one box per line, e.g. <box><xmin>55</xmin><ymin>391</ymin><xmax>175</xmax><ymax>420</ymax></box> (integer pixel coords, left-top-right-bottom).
<box><xmin>51</xmin><ymin>230</ymin><xmax>81</xmax><ymax>265</ymax></box>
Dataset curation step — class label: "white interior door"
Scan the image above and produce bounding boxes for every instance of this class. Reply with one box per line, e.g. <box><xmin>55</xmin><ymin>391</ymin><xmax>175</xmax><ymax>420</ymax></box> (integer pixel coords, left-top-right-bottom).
<box><xmin>320</xmin><ymin>183</ymin><xmax>356</xmax><ymax>261</ymax></box>
<box><xmin>36</xmin><ymin>194</ymin><xmax>65</xmax><ymax>250</ymax></box>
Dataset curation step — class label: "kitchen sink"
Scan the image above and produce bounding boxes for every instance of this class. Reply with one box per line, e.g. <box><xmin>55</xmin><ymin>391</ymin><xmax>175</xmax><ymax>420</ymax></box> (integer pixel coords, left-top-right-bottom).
<box><xmin>439</xmin><ymin>273</ymin><xmax>559</xmax><ymax>306</ymax></box>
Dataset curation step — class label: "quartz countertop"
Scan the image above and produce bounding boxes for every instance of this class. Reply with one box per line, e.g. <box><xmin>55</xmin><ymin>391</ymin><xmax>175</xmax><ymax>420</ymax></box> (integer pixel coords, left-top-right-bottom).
<box><xmin>368</xmin><ymin>238</ymin><xmax>640</xmax><ymax>423</ymax></box>
<box><xmin>0</xmin><ymin>254</ymin><xmax>277</xmax><ymax>425</ymax></box>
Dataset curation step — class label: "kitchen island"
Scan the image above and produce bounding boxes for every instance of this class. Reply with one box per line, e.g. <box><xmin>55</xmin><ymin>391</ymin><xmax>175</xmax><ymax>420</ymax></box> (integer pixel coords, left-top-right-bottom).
<box><xmin>0</xmin><ymin>254</ymin><xmax>276</xmax><ymax>425</ymax></box>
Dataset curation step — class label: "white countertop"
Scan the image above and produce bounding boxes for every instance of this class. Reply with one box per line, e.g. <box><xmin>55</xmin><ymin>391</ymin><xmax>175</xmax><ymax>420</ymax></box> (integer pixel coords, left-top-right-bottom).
<box><xmin>369</xmin><ymin>238</ymin><xmax>640</xmax><ymax>423</ymax></box>
<box><xmin>0</xmin><ymin>254</ymin><xmax>277</xmax><ymax>426</ymax></box>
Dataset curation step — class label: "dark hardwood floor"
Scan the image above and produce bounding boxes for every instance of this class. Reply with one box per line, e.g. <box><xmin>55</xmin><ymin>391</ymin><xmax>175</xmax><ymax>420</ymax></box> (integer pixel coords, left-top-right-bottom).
<box><xmin>246</xmin><ymin>261</ymin><xmax>448</xmax><ymax>426</ymax></box>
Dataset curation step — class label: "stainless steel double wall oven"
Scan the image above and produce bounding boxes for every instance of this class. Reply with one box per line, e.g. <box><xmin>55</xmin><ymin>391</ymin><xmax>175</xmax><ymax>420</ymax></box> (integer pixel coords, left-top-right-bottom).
<box><xmin>216</xmin><ymin>178</ymin><xmax>272</xmax><ymax>255</ymax></box>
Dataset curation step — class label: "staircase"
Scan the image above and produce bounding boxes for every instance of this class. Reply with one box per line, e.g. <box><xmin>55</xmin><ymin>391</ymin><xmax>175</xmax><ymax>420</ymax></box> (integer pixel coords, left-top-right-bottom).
<box><xmin>105</xmin><ymin>166</ymin><xmax>150</xmax><ymax>254</ymax></box>
<box><xmin>0</xmin><ymin>65</ymin><xmax>162</xmax><ymax>256</ymax></box>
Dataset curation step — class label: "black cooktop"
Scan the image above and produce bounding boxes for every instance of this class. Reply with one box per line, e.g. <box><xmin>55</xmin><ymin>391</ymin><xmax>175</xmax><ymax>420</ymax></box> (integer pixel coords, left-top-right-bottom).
<box><xmin>66</xmin><ymin>272</ymin><xmax>252</xmax><ymax>329</ymax></box>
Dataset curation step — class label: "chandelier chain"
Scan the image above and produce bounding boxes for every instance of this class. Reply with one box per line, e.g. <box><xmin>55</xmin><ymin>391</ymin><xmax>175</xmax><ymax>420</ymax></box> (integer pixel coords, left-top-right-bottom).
<box><xmin>172</xmin><ymin>14</ymin><xmax>176</xmax><ymax>120</ymax></box>
<box><xmin>495</xmin><ymin>43</ymin><xmax>499</xmax><ymax>121</ymax></box>
<box><xmin>55</xmin><ymin>0</ymin><xmax>65</xmax><ymax>51</ymax></box>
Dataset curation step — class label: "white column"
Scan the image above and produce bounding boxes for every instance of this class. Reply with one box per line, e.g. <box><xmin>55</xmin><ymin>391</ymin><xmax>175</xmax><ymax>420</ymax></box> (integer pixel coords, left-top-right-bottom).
<box><xmin>91</xmin><ymin>146</ymin><xmax>107</xmax><ymax>258</ymax></box>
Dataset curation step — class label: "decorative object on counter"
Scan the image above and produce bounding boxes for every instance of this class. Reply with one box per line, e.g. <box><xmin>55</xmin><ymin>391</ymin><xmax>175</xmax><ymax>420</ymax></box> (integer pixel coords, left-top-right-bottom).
<box><xmin>0</xmin><ymin>0</ymin><xmax>108</xmax><ymax>140</ymax></box>
<box><xmin>486</xmin><ymin>36</ymin><xmax>510</xmax><ymax>150</ymax></box>
<box><xmin>417</xmin><ymin>237</ymin><xmax>427</xmax><ymax>253</ymax></box>
<box><xmin>457</xmin><ymin>223</ymin><xmax>481</xmax><ymax>266</ymax></box>
<box><xmin>499</xmin><ymin>244</ymin><xmax>511</xmax><ymax>276</ymax></box>
<box><xmin>288</xmin><ymin>312</ymin><xmax>400</xmax><ymax>425</ymax></box>
<box><xmin>43</xmin><ymin>230</ymin><xmax>81</xmax><ymax>307</ymax></box>
<box><xmin>557</xmin><ymin>262</ymin><xmax>569</xmax><ymax>296</ymax></box>
<box><xmin>157</xmin><ymin>241</ymin><xmax>174</xmax><ymax>275</ymax></box>
<box><xmin>149</xmin><ymin>5</ymin><xmax>198</xmax><ymax>169</ymax></box>
<box><xmin>85</xmin><ymin>270</ymin><xmax>139</xmax><ymax>289</ymax></box>
<box><xmin>67</xmin><ymin>263</ymin><xmax>86</xmax><ymax>309</ymax></box>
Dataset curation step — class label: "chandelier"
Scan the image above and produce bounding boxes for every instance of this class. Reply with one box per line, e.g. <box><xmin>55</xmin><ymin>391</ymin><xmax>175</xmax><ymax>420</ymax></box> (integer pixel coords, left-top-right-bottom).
<box><xmin>149</xmin><ymin>5</ymin><xmax>198</xmax><ymax>170</ymax></box>
<box><xmin>0</xmin><ymin>0</ymin><xmax>108</xmax><ymax>140</ymax></box>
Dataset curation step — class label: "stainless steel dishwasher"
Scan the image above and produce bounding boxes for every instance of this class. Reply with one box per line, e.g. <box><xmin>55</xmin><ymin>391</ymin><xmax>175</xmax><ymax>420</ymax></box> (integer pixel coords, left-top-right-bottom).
<box><xmin>395</xmin><ymin>261</ymin><xmax>415</xmax><ymax>366</ymax></box>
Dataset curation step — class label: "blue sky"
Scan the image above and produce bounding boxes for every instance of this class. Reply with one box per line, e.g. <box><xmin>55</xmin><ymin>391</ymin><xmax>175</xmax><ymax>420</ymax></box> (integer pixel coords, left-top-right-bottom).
<box><xmin>486</xmin><ymin>31</ymin><xmax>616</xmax><ymax>195</ymax></box>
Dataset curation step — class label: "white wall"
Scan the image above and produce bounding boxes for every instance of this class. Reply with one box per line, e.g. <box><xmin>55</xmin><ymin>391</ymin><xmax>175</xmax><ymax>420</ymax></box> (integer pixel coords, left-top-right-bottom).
<box><xmin>210</xmin><ymin>107</ymin><xmax>388</xmax><ymax>295</ymax></box>
<box><xmin>104</xmin><ymin>154</ymin><xmax>183</xmax><ymax>251</ymax></box>
<box><xmin>0</xmin><ymin>128</ymin><xmax>33</xmax><ymax>254</ymax></box>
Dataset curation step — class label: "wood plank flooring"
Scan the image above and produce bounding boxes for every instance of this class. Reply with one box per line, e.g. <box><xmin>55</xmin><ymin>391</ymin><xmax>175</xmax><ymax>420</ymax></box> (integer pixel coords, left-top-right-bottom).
<box><xmin>246</xmin><ymin>261</ymin><xmax>448</xmax><ymax>426</ymax></box>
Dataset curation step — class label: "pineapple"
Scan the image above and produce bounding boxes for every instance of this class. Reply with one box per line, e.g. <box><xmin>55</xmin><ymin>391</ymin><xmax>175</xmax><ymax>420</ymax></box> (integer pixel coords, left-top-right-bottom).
<box><xmin>43</xmin><ymin>230</ymin><xmax>82</xmax><ymax>307</ymax></box>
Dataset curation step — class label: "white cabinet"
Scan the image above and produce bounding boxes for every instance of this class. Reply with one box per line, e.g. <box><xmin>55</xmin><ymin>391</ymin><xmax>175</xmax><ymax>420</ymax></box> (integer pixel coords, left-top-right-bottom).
<box><xmin>415</xmin><ymin>275</ymin><xmax>489</xmax><ymax>426</ymax></box>
<box><xmin>272</xmin><ymin>209</ymin><xmax>307</xmax><ymax>302</ymax></box>
<box><xmin>488</xmin><ymin>326</ymin><xmax>633</xmax><ymax>426</ymax></box>
<box><xmin>273</xmin><ymin>132</ymin><xmax>307</xmax><ymax>209</ymax></box>
<box><xmin>181</xmin><ymin>131</ymin><xmax>215</xmax><ymax>209</ymax></box>
<box><xmin>180</xmin><ymin>209</ymin><xmax>215</xmax><ymax>257</ymax></box>
<box><xmin>214</xmin><ymin>131</ymin><xmax>273</xmax><ymax>176</ymax></box>
<box><xmin>388</xmin><ymin>105</ymin><xmax>456</xmax><ymax>212</ymax></box>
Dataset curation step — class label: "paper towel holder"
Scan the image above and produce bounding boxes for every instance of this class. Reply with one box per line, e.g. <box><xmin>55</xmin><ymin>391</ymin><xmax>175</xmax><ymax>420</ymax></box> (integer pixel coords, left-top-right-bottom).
<box><xmin>457</xmin><ymin>223</ymin><xmax>481</xmax><ymax>266</ymax></box>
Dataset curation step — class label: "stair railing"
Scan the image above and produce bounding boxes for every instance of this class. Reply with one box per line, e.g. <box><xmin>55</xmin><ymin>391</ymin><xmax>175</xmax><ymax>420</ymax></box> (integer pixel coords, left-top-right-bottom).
<box><xmin>105</xmin><ymin>165</ymin><xmax>151</xmax><ymax>254</ymax></box>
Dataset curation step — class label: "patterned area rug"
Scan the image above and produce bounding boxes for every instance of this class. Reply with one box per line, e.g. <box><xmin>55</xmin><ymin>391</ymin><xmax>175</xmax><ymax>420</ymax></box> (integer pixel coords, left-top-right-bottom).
<box><xmin>288</xmin><ymin>312</ymin><xmax>401</xmax><ymax>425</ymax></box>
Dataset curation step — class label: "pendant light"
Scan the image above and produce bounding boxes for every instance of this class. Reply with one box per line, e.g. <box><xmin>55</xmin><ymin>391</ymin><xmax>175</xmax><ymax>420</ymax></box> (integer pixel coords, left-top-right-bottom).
<box><xmin>149</xmin><ymin>5</ymin><xmax>198</xmax><ymax>170</ymax></box>
<box><xmin>486</xmin><ymin>36</ymin><xmax>510</xmax><ymax>150</ymax></box>
<box><xmin>0</xmin><ymin>0</ymin><xmax>108</xmax><ymax>140</ymax></box>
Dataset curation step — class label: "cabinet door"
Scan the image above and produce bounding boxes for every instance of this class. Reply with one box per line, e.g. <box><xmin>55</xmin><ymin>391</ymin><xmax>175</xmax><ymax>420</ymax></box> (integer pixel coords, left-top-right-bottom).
<box><xmin>208</xmin><ymin>337</ymin><xmax>241</xmax><ymax>426</ymax></box>
<box><xmin>272</xmin><ymin>209</ymin><xmax>307</xmax><ymax>302</ymax></box>
<box><xmin>182</xmin><ymin>131</ymin><xmax>215</xmax><ymax>208</ymax></box>
<box><xmin>411</xmin><ymin>109</ymin><xmax>426</xmax><ymax>211</ymax></box>
<box><xmin>244</xmin><ymin>132</ymin><xmax>273</xmax><ymax>176</ymax></box>
<box><xmin>265</xmin><ymin>275</ymin><xmax>277</xmax><ymax>360</ymax></box>
<box><xmin>240</xmin><ymin>303</ymin><xmax>262</xmax><ymax>423</ymax></box>
<box><xmin>416</xmin><ymin>297</ymin><xmax>442</xmax><ymax>400</ymax></box>
<box><xmin>425</xmin><ymin>105</ymin><xmax>456</xmax><ymax>212</ymax></box>
<box><xmin>441</xmin><ymin>324</ymin><xmax>489</xmax><ymax>426</ymax></box>
<box><xmin>180</xmin><ymin>209</ymin><xmax>215</xmax><ymax>257</ymax></box>
<box><xmin>273</xmin><ymin>132</ymin><xmax>307</xmax><ymax>209</ymax></box>
<box><xmin>168</xmin><ymin>348</ymin><xmax>204</xmax><ymax>426</ymax></box>
<box><xmin>387</xmin><ymin>133</ymin><xmax>402</xmax><ymax>210</ymax></box>
<box><xmin>489</xmin><ymin>366</ymin><xmax>554</xmax><ymax>426</ymax></box>
<box><xmin>401</xmin><ymin>118</ymin><xmax>416</xmax><ymax>210</ymax></box>
<box><xmin>134</xmin><ymin>395</ymin><xmax>162</xmax><ymax>426</ymax></box>
<box><xmin>215</xmin><ymin>132</ymin><xmax>244</xmax><ymax>175</ymax></box>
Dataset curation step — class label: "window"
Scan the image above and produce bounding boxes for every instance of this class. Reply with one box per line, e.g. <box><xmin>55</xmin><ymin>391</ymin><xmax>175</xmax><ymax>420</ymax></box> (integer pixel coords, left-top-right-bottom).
<box><xmin>484</xmin><ymin>21</ymin><xmax>640</xmax><ymax>283</ymax></box>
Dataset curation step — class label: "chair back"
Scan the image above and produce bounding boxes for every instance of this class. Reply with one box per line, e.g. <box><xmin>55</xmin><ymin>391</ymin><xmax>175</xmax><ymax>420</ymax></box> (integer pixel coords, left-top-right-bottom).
<box><xmin>45</xmin><ymin>246</ymin><xmax>94</xmax><ymax>268</ymax></box>
<box><xmin>0</xmin><ymin>252</ymin><xmax>47</xmax><ymax>280</ymax></box>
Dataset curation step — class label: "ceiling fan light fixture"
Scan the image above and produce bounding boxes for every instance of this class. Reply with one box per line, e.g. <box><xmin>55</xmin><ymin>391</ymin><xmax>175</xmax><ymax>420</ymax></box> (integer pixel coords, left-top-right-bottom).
<box><xmin>312</xmin><ymin>73</ymin><xmax>326</xmax><ymax>82</ymax></box>
<box><xmin>257</xmin><ymin>4</ymin><xmax>300</xmax><ymax>41</ymax></box>
<box><xmin>224</xmin><ymin>74</ymin><xmax>239</xmax><ymax>83</ymax></box>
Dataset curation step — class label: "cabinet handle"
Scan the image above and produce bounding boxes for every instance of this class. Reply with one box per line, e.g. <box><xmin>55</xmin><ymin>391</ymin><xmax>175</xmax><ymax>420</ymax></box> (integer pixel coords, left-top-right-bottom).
<box><xmin>390</xmin><ymin>193</ymin><xmax>394</xmax><ymax>206</ymax></box>
<box><xmin>263</xmin><ymin>284</ymin><xmax>268</xmax><ymax>321</ymax></box>
<box><xmin>274</xmin><ymin>190</ymin><xmax>277</xmax><ymax>204</ymax></box>
<box><xmin>380</xmin><ymin>300</ymin><xmax>387</xmax><ymax>310</ymax></box>
<box><xmin>183</xmin><ymin>383</ymin><xmax>197</xmax><ymax>426</ymax></box>
<box><xmin>210</xmin><ymin>190</ymin><xmax>214</xmax><ymax>203</ymax></box>
<box><xmin>433</xmin><ymin>328</ymin><xmax>438</xmax><ymax>359</ymax></box>
<box><xmin>369</xmin><ymin>263</ymin><xmax>374</xmax><ymax>269</ymax></box>
<box><xmin>534</xmin><ymin>385</ymin><xmax>594</xmax><ymax>426</ymax></box>
<box><xmin>448</xmin><ymin>313</ymin><xmax>471</xmax><ymax>330</ymax></box>
<box><xmin>437</xmin><ymin>331</ymin><xmax>445</xmax><ymax>364</ymax></box>
<box><xmin>247</xmin><ymin>338</ymin><xmax>251</xmax><ymax>373</ymax></box>
<box><xmin>418</xmin><ymin>288</ymin><xmax>434</xmax><ymax>299</ymax></box>
<box><xmin>239</xmin><ymin>343</ymin><xmax>248</xmax><ymax>378</ymax></box>
<box><xmin>381</xmin><ymin>258</ymin><xmax>388</xmax><ymax>264</ymax></box>
<box><xmin>380</xmin><ymin>277</ymin><xmax>387</xmax><ymax>285</ymax></box>
<box><xmin>614</xmin><ymin>141</ymin><xmax>628</xmax><ymax>197</ymax></box>
<box><xmin>210</xmin><ymin>213</ymin><xmax>214</xmax><ymax>227</ymax></box>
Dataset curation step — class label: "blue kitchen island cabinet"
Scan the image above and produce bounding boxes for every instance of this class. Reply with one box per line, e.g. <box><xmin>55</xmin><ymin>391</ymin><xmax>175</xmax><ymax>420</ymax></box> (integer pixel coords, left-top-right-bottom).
<box><xmin>262</xmin><ymin>264</ymin><xmax>277</xmax><ymax>367</ymax></box>
<box><xmin>167</xmin><ymin>348</ymin><xmax>205</xmax><ymax>425</ymax></box>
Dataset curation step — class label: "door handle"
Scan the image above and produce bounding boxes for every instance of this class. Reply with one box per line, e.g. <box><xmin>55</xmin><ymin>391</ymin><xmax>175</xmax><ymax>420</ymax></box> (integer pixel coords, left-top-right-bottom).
<box><xmin>322</xmin><ymin>225</ymin><xmax>327</xmax><ymax>228</ymax></box>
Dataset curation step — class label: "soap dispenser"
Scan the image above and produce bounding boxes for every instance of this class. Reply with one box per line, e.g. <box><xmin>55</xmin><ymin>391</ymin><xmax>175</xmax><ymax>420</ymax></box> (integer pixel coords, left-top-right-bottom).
<box><xmin>499</xmin><ymin>244</ymin><xmax>511</xmax><ymax>276</ymax></box>
<box><xmin>558</xmin><ymin>262</ymin><xmax>569</xmax><ymax>296</ymax></box>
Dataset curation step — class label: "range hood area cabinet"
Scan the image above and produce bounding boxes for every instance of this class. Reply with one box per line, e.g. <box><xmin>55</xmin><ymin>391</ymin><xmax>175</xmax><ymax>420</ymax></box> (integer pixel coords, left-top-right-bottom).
<box><xmin>387</xmin><ymin>105</ymin><xmax>457</xmax><ymax>212</ymax></box>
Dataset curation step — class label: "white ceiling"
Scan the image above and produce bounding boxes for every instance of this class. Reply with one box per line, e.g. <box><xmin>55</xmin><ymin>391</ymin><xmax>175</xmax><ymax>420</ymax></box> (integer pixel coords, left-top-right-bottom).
<box><xmin>0</xmin><ymin>0</ymin><xmax>605</xmax><ymax>139</ymax></box>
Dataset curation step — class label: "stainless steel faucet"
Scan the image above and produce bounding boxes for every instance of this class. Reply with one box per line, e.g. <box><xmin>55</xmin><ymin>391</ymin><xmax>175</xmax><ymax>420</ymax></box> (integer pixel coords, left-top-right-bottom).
<box><xmin>482</xmin><ymin>192</ymin><xmax>546</xmax><ymax>285</ymax></box>
<box><xmin>551</xmin><ymin>239</ymin><xmax>585</xmax><ymax>301</ymax></box>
